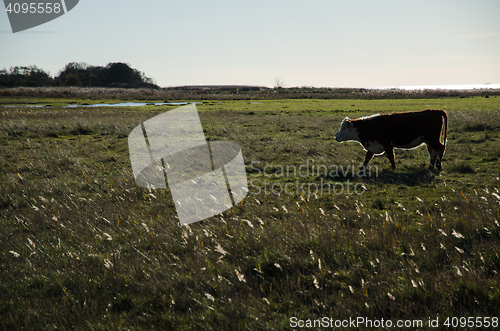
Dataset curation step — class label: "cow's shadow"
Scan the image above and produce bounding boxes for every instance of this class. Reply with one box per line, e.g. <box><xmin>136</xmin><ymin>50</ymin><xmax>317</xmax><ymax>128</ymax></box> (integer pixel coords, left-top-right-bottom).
<box><xmin>321</xmin><ymin>165</ymin><xmax>436</xmax><ymax>187</ymax></box>
<box><xmin>367</xmin><ymin>167</ymin><xmax>436</xmax><ymax>186</ymax></box>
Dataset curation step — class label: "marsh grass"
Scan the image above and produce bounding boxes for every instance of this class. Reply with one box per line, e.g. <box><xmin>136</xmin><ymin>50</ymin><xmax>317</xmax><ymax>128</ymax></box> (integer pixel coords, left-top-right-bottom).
<box><xmin>1</xmin><ymin>86</ymin><xmax>500</xmax><ymax>101</ymax></box>
<box><xmin>1</xmin><ymin>97</ymin><xmax>500</xmax><ymax>330</ymax></box>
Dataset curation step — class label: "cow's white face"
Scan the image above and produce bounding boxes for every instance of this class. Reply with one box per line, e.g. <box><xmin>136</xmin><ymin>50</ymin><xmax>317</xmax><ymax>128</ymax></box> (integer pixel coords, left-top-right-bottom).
<box><xmin>335</xmin><ymin>117</ymin><xmax>360</xmax><ymax>142</ymax></box>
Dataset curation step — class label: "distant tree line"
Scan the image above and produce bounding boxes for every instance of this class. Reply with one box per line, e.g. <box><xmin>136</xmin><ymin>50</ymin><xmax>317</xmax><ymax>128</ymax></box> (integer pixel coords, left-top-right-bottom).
<box><xmin>0</xmin><ymin>62</ymin><xmax>158</xmax><ymax>88</ymax></box>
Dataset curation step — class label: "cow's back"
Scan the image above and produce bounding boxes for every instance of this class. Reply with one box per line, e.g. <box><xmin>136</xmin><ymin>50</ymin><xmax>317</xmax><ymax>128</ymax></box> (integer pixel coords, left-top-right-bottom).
<box><xmin>353</xmin><ymin>110</ymin><xmax>445</xmax><ymax>147</ymax></box>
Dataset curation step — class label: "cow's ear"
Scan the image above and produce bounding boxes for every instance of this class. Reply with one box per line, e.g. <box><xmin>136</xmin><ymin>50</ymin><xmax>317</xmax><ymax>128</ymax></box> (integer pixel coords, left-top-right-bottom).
<box><xmin>346</xmin><ymin>119</ymin><xmax>351</xmax><ymax>127</ymax></box>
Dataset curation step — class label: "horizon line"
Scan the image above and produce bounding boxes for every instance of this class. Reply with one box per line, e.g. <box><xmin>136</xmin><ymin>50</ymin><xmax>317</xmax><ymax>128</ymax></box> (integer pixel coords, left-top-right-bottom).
<box><xmin>160</xmin><ymin>83</ymin><xmax>500</xmax><ymax>91</ymax></box>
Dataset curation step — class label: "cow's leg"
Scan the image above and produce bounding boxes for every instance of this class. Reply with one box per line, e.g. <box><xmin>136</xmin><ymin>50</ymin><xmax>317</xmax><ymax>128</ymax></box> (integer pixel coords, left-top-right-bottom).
<box><xmin>384</xmin><ymin>147</ymin><xmax>396</xmax><ymax>170</ymax></box>
<box><xmin>435</xmin><ymin>150</ymin><xmax>443</xmax><ymax>171</ymax></box>
<box><xmin>427</xmin><ymin>145</ymin><xmax>437</xmax><ymax>170</ymax></box>
<box><xmin>435</xmin><ymin>142</ymin><xmax>446</xmax><ymax>171</ymax></box>
<box><xmin>362</xmin><ymin>151</ymin><xmax>374</xmax><ymax>169</ymax></box>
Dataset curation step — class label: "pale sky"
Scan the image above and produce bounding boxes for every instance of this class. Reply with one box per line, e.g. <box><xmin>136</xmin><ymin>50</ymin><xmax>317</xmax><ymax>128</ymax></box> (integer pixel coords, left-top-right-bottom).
<box><xmin>1</xmin><ymin>0</ymin><xmax>499</xmax><ymax>88</ymax></box>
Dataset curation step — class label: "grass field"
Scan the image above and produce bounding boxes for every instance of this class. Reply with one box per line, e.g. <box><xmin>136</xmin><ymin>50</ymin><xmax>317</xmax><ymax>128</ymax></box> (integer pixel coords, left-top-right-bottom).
<box><xmin>1</xmin><ymin>96</ymin><xmax>500</xmax><ymax>330</ymax></box>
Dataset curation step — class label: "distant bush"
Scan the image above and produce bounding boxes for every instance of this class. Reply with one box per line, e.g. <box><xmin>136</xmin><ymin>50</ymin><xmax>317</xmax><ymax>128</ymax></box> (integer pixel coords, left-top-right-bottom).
<box><xmin>55</xmin><ymin>62</ymin><xmax>157</xmax><ymax>88</ymax></box>
<box><xmin>64</xmin><ymin>73</ymin><xmax>83</xmax><ymax>87</ymax></box>
<box><xmin>0</xmin><ymin>62</ymin><xmax>158</xmax><ymax>88</ymax></box>
<box><xmin>0</xmin><ymin>65</ymin><xmax>53</xmax><ymax>87</ymax></box>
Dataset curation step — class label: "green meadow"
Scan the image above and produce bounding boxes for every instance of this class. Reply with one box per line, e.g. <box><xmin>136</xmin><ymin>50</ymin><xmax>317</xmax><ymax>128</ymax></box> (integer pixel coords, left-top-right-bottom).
<box><xmin>1</xmin><ymin>96</ymin><xmax>500</xmax><ymax>330</ymax></box>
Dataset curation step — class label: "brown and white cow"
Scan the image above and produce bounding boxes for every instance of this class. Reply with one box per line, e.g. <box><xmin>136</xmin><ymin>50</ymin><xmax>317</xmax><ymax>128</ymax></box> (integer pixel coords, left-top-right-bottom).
<box><xmin>335</xmin><ymin>109</ymin><xmax>448</xmax><ymax>171</ymax></box>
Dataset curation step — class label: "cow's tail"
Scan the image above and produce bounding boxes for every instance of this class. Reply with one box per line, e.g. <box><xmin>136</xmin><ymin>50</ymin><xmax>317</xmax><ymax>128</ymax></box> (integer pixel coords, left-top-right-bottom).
<box><xmin>441</xmin><ymin>109</ymin><xmax>448</xmax><ymax>150</ymax></box>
